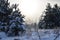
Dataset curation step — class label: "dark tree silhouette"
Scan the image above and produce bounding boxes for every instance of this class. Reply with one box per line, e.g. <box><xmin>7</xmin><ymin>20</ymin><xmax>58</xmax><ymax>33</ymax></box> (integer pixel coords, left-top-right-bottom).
<box><xmin>38</xmin><ymin>3</ymin><xmax>60</xmax><ymax>29</ymax></box>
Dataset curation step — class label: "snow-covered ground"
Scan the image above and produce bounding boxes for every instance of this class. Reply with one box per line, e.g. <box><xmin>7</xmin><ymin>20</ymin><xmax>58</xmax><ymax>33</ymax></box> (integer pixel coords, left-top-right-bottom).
<box><xmin>0</xmin><ymin>29</ymin><xmax>60</xmax><ymax>40</ymax></box>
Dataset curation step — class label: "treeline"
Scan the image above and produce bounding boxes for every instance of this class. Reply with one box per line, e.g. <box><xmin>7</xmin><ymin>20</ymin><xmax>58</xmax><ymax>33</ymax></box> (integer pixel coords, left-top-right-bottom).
<box><xmin>38</xmin><ymin>3</ymin><xmax>60</xmax><ymax>29</ymax></box>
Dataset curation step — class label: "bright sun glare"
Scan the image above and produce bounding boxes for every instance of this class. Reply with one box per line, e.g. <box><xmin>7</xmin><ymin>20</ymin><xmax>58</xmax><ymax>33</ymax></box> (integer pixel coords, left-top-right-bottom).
<box><xmin>9</xmin><ymin>0</ymin><xmax>47</xmax><ymax>23</ymax></box>
<box><xmin>19</xmin><ymin>0</ymin><xmax>39</xmax><ymax>17</ymax></box>
<box><xmin>19</xmin><ymin>0</ymin><xmax>45</xmax><ymax>22</ymax></box>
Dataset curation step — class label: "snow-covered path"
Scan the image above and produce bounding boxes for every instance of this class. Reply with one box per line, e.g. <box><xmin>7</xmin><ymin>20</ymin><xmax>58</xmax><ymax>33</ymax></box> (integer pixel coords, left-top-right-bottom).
<box><xmin>0</xmin><ymin>29</ymin><xmax>60</xmax><ymax>40</ymax></box>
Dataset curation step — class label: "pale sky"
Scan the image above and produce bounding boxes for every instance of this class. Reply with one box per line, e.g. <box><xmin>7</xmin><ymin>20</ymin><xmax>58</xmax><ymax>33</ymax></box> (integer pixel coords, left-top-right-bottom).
<box><xmin>9</xmin><ymin>0</ymin><xmax>60</xmax><ymax>23</ymax></box>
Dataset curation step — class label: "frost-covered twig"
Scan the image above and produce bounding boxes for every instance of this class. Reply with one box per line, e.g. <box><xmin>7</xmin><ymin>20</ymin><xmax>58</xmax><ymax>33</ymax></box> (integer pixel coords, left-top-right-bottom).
<box><xmin>54</xmin><ymin>29</ymin><xmax>60</xmax><ymax>40</ymax></box>
<box><xmin>35</xmin><ymin>26</ymin><xmax>41</xmax><ymax>40</ymax></box>
<box><xmin>54</xmin><ymin>34</ymin><xmax>60</xmax><ymax>40</ymax></box>
<box><xmin>37</xmin><ymin>30</ymin><xmax>41</xmax><ymax>40</ymax></box>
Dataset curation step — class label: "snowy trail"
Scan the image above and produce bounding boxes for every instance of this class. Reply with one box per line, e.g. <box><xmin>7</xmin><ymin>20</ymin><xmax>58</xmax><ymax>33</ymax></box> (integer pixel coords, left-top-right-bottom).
<box><xmin>0</xmin><ymin>29</ymin><xmax>60</xmax><ymax>40</ymax></box>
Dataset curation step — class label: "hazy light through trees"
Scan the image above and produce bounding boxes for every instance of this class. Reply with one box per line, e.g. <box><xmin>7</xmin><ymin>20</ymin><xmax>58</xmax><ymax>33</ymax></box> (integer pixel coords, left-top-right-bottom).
<box><xmin>9</xmin><ymin>0</ymin><xmax>60</xmax><ymax>23</ymax></box>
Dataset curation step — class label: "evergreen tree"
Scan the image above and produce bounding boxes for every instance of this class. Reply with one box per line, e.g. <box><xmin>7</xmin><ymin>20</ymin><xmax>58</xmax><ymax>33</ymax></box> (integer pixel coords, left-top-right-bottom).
<box><xmin>38</xmin><ymin>3</ymin><xmax>60</xmax><ymax>29</ymax></box>
<box><xmin>0</xmin><ymin>0</ymin><xmax>12</xmax><ymax>31</ymax></box>
<box><xmin>0</xmin><ymin>0</ymin><xmax>25</xmax><ymax>36</ymax></box>
<box><xmin>7</xmin><ymin>4</ymin><xmax>25</xmax><ymax>36</ymax></box>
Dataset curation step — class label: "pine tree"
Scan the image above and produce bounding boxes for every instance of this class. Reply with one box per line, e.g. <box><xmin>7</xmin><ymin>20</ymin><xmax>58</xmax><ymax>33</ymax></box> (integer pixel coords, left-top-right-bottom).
<box><xmin>0</xmin><ymin>0</ymin><xmax>25</xmax><ymax>36</ymax></box>
<box><xmin>7</xmin><ymin>4</ymin><xmax>25</xmax><ymax>36</ymax></box>
<box><xmin>0</xmin><ymin>0</ymin><xmax>12</xmax><ymax>31</ymax></box>
<box><xmin>38</xmin><ymin>3</ymin><xmax>60</xmax><ymax>29</ymax></box>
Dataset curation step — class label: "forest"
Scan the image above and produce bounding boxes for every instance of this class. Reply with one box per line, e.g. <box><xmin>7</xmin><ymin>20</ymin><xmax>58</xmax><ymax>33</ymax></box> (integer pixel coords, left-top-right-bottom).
<box><xmin>0</xmin><ymin>0</ymin><xmax>60</xmax><ymax>40</ymax></box>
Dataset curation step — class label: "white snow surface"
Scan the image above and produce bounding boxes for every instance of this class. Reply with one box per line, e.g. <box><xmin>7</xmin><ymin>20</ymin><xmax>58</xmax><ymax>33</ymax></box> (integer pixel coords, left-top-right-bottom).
<box><xmin>0</xmin><ymin>29</ymin><xmax>60</xmax><ymax>40</ymax></box>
